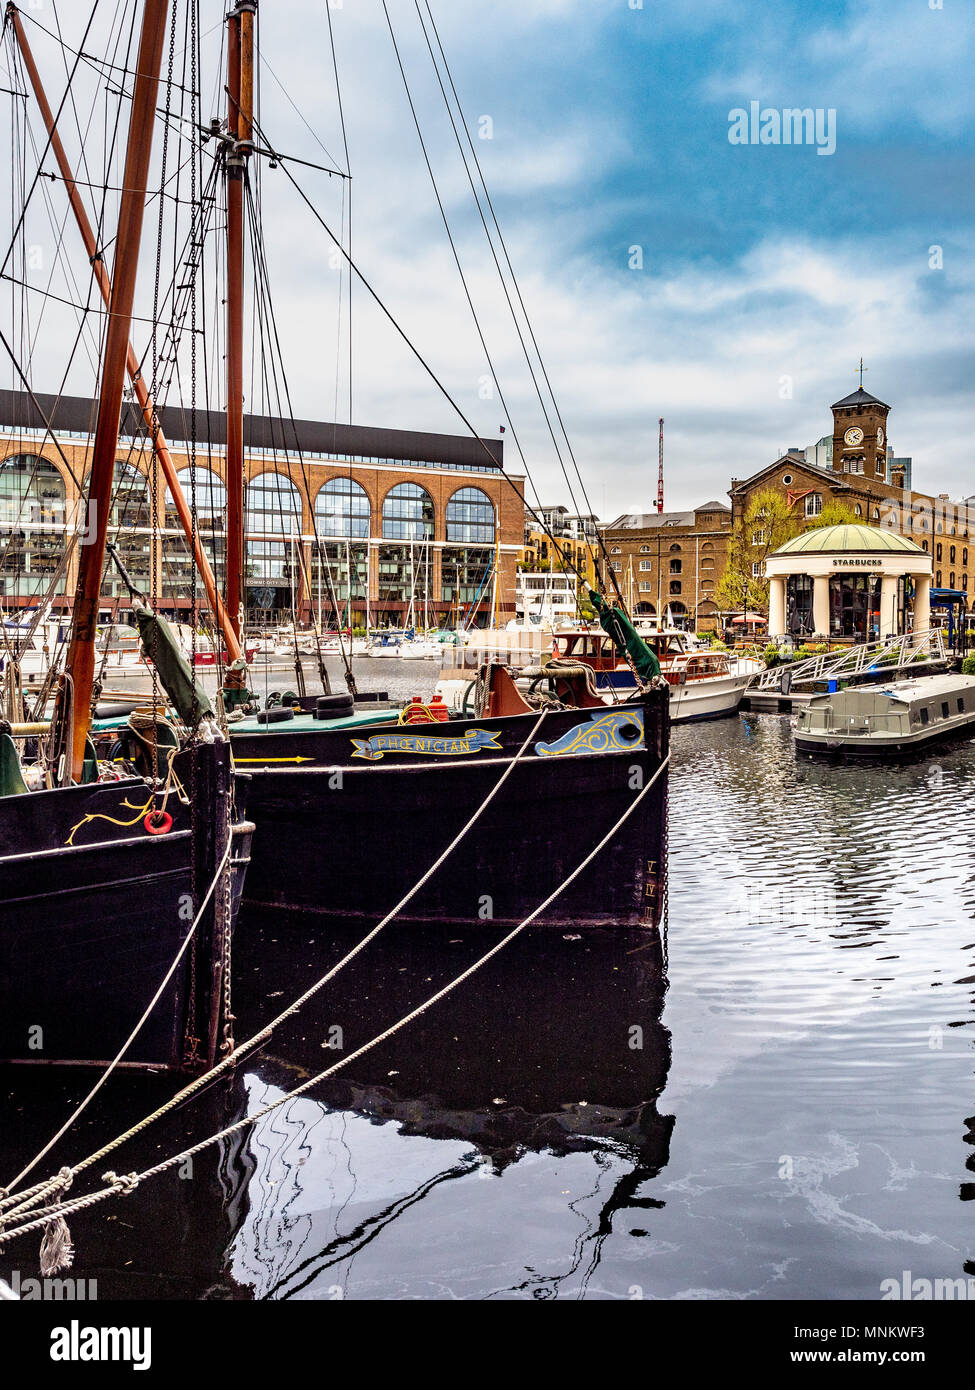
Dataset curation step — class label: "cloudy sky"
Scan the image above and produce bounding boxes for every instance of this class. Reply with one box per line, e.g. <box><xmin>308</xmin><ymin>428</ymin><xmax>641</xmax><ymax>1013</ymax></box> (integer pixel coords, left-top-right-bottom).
<box><xmin>7</xmin><ymin>0</ymin><xmax>975</xmax><ymax>520</ymax></box>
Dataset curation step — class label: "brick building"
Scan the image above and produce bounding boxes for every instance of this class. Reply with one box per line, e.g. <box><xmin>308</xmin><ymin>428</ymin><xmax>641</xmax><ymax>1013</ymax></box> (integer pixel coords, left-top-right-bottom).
<box><xmin>730</xmin><ymin>385</ymin><xmax>972</xmax><ymax>601</ymax></box>
<box><xmin>600</xmin><ymin>501</ymin><xmax>733</xmax><ymax>631</ymax></box>
<box><xmin>0</xmin><ymin>390</ymin><xmax>524</xmax><ymax>628</ymax></box>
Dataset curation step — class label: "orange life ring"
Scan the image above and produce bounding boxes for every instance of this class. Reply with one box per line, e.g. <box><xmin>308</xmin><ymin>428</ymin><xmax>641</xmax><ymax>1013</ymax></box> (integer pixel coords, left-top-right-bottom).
<box><xmin>144</xmin><ymin>810</ymin><xmax>173</xmax><ymax>836</ymax></box>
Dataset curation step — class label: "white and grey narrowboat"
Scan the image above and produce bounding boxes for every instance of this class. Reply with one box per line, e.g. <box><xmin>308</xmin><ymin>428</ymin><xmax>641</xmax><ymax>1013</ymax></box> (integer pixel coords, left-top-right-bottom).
<box><xmin>794</xmin><ymin>674</ymin><xmax>975</xmax><ymax>757</ymax></box>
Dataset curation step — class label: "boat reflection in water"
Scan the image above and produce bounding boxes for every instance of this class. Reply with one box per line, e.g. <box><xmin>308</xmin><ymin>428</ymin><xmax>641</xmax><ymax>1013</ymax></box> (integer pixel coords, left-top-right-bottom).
<box><xmin>226</xmin><ymin>913</ymin><xmax>674</xmax><ymax>1299</ymax></box>
<box><xmin>0</xmin><ymin>915</ymin><xmax>673</xmax><ymax>1300</ymax></box>
<box><xmin>0</xmin><ymin>1070</ymin><xmax>256</xmax><ymax>1300</ymax></box>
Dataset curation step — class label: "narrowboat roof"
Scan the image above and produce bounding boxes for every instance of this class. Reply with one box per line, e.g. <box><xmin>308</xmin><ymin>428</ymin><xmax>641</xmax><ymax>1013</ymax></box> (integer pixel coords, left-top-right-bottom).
<box><xmin>808</xmin><ymin>674</ymin><xmax>975</xmax><ymax>708</ymax></box>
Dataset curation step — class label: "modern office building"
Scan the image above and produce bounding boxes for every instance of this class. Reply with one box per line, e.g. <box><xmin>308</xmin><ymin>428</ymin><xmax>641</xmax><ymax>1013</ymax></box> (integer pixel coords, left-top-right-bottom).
<box><xmin>0</xmin><ymin>390</ymin><xmax>524</xmax><ymax>628</ymax></box>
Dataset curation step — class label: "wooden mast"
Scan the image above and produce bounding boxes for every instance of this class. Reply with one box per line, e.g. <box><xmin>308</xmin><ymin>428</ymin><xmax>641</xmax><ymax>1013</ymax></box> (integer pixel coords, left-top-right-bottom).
<box><xmin>7</xmin><ymin>3</ymin><xmax>241</xmax><ymax>665</ymax></box>
<box><xmin>61</xmin><ymin>0</ymin><xmax>169</xmax><ymax>782</ymax></box>
<box><xmin>225</xmin><ymin>2</ymin><xmax>256</xmax><ymax>642</ymax></box>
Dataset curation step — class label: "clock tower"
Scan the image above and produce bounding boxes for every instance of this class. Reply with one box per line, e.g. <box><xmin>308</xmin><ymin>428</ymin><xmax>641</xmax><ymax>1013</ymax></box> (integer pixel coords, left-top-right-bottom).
<box><xmin>831</xmin><ymin>385</ymin><xmax>891</xmax><ymax>480</ymax></box>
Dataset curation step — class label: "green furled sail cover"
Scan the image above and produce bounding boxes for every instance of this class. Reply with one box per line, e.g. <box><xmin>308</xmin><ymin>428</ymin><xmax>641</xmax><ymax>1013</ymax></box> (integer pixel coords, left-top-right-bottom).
<box><xmin>0</xmin><ymin>732</ymin><xmax>28</xmax><ymax>796</ymax></box>
<box><xmin>588</xmin><ymin>589</ymin><xmax>662</xmax><ymax>682</ymax></box>
<box><xmin>133</xmin><ymin>605</ymin><xmax>213</xmax><ymax>725</ymax></box>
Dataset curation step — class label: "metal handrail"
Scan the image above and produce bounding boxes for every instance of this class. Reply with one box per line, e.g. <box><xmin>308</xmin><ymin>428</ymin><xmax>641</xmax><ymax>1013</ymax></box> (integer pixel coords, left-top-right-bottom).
<box><xmin>749</xmin><ymin>629</ymin><xmax>948</xmax><ymax>692</ymax></box>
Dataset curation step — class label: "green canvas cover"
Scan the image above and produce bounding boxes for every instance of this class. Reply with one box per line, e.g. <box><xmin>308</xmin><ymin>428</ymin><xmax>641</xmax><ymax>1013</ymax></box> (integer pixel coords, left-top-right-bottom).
<box><xmin>133</xmin><ymin>605</ymin><xmax>213</xmax><ymax>726</ymax></box>
<box><xmin>588</xmin><ymin>589</ymin><xmax>662</xmax><ymax>682</ymax></box>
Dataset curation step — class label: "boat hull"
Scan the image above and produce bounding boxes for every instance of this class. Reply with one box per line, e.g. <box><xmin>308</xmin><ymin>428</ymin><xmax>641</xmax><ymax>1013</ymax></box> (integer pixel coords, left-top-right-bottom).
<box><xmin>595</xmin><ymin>670</ymin><xmax>748</xmax><ymax>722</ymax></box>
<box><xmin>795</xmin><ymin>719</ymin><xmax>975</xmax><ymax>758</ymax></box>
<box><xmin>234</xmin><ymin>692</ymin><xmax>669</xmax><ymax>927</ymax></box>
<box><xmin>0</xmin><ymin>745</ymin><xmax>253</xmax><ymax>1070</ymax></box>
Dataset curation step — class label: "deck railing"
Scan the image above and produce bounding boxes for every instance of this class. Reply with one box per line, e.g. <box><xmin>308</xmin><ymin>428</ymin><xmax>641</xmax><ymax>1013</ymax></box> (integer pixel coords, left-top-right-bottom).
<box><xmin>750</xmin><ymin>629</ymin><xmax>948</xmax><ymax>693</ymax></box>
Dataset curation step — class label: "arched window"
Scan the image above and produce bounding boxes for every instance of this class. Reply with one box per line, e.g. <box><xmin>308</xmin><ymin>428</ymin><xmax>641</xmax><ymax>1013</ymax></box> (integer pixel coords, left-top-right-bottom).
<box><xmin>0</xmin><ymin>453</ymin><xmax>67</xmax><ymax>598</ymax></box>
<box><xmin>164</xmin><ymin>466</ymin><xmax>227</xmax><ymax>599</ymax></box>
<box><xmin>669</xmin><ymin>542</ymin><xmax>682</xmax><ymax>552</ymax></box>
<box><xmin>445</xmin><ymin>487</ymin><xmax>494</xmax><ymax>543</ymax></box>
<box><xmin>0</xmin><ymin>453</ymin><xmax>66</xmax><ymax>527</ymax></box>
<box><xmin>247</xmin><ymin>471</ymin><xmax>302</xmax><ymax>536</ymax></box>
<box><xmin>950</xmin><ymin>546</ymin><xmax>956</xmax><ymax>563</ymax></box>
<box><xmin>166</xmin><ymin>466</ymin><xmax>226</xmax><ymax>531</ymax></box>
<box><xmin>382</xmin><ymin>482</ymin><xmax>434</xmax><ymax>540</ymax></box>
<box><xmin>106</xmin><ymin>463</ymin><xmax>152</xmax><ymax>599</ymax></box>
<box><xmin>936</xmin><ymin>543</ymin><xmax>942</xmax><ymax>561</ymax></box>
<box><xmin>639</xmin><ymin>544</ymin><xmax>651</xmax><ymax>554</ymax></box>
<box><xmin>854</xmin><ymin>504</ymin><xmax>862</xmax><ymax>516</ymax></box>
<box><xmin>315</xmin><ymin>477</ymin><xmax>370</xmax><ymax>538</ymax></box>
<box><xmin>112</xmin><ymin>462</ymin><xmax>151</xmax><ymax>529</ymax></box>
<box><xmin>950</xmin><ymin>572</ymin><xmax>956</xmax><ymax>588</ymax></box>
<box><xmin>610</xmin><ymin>545</ymin><xmax>622</xmax><ymax>555</ymax></box>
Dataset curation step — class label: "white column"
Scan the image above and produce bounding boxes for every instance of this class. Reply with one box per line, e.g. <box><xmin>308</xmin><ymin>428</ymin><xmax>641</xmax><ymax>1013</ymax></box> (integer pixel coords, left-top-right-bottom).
<box><xmin>812</xmin><ymin>574</ymin><xmax>830</xmax><ymax>638</ymax></box>
<box><xmin>767</xmin><ymin>575</ymin><xmax>786</xmax><ymax>637</ymax></box>
<box><xmin>880</xmin><ymin>574</ymin><xmax>899</xmax><ymax>637</ymax></box>
<box><xmin>913</xmin><ymin>573</ymin><xmax>931</xmax><ymax>637</ymax></box>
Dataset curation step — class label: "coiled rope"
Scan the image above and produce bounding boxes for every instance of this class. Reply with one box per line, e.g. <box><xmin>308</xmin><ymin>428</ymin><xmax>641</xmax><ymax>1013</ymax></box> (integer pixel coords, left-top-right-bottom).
<box><xmin>0</xmin><ymin>747</ymin><xmax>668</xmax><ymax>1254</ymax></box>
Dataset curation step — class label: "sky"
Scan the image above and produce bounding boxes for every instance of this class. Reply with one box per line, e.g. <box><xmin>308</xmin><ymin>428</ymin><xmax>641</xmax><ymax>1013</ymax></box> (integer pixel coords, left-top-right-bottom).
<box><xmin>5</xmin><ymin>0</ymin><xmax>975</xmax><ymax>521</ymax></box>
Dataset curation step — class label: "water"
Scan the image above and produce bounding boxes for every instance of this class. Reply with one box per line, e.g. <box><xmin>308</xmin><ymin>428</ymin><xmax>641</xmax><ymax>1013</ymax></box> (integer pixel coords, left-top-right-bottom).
<box><xmin>4</xmin><ymin>712</ymin><xmax>975</xmax><ymax>1300</ymax></box>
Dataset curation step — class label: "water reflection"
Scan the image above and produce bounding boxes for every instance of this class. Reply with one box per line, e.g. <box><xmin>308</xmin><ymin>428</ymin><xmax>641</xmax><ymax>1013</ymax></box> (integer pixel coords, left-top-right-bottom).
<box><xmin>6</xmin><ymin>711</ymin><xmax>975</xmax><ymax>1299</ymax></box>
<box><xmin>230</xmin><ymin>917</ymin><xmax>674</xmax><ymax>1299</ymax></box>
<box><xmin>0</xmin><ymin>1071</ymin><xmax>256</xmax><ymax>1299</ymax></box>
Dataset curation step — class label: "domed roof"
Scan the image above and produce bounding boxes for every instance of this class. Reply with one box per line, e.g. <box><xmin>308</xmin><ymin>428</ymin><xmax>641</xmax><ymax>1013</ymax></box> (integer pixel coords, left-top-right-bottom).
<box><xmin>774</xmin><ymin>523</ymin><xmax>924</xmax><ymax>555</ymax></box>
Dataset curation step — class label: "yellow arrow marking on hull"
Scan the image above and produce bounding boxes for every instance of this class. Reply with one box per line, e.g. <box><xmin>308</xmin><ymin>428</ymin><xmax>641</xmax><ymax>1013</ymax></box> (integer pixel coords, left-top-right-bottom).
<box><xmin>233</xmin><ymin>755</ymin><xmax>316</xmax><ymax>764</ymax></box>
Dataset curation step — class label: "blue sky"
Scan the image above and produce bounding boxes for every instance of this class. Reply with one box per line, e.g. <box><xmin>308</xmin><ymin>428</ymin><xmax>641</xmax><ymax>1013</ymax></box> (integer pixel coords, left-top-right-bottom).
<box><xmin>8</xmin><ymin>0</ymin><xmax>975</xmax><ymax>520</ymax></box>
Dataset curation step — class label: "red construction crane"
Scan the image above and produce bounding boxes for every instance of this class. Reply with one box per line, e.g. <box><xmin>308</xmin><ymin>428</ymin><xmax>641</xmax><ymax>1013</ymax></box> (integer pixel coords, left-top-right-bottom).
<box><xmin>657</xmin><ymin>417</ymin><xmax>664</xmax><ymax>514</ymax></box>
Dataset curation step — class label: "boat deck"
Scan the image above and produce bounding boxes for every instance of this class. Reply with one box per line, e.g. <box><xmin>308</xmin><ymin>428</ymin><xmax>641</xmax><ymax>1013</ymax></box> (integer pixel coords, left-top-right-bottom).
<box><xmin>230</xmin><ymin>707</ymin><xmax>401</xmax><ymax>736</ymax></box>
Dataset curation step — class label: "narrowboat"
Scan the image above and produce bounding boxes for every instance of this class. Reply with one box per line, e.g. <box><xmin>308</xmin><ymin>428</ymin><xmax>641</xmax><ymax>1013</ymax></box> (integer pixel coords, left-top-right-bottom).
<box><xmin>794</xmin><ymin>673</ymin><xmax>975</xmax><ymax>757</ymax></box>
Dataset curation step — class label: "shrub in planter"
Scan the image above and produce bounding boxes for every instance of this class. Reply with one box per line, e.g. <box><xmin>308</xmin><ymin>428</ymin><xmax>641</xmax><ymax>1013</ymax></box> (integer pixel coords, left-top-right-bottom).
<box><xmin>962</xmin><ymin>655</ymin><xmax>975</xmax><ymax>675</ymax></box>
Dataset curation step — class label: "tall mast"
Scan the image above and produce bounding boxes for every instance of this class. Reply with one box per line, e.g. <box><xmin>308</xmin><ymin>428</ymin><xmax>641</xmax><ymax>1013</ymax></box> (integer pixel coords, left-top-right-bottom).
<box><xmin>61</xmin><ymin>0</ymin><xmax>169</xmax><ymax>782</ymax></box>
<box><xmin>225</xmin><ymin>1</ymin><xmax>256</xmax><ymax>641</ymax></box>
<box><xmin>7</xmin><ymin>3</ymin><xmax>241</xmax><ymax>665</ymax></box>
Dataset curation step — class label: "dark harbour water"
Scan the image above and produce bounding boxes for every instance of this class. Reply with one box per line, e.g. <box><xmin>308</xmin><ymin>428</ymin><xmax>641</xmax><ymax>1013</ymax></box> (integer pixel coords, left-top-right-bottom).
<box><xmin>4</xmin><ymin>711</ymin><xmax>975</xmax><ymax>1300</ymax></box>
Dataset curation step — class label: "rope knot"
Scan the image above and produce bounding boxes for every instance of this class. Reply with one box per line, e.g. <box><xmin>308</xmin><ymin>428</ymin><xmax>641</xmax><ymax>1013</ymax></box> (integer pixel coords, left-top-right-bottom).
<box><xmin>102</xmin><ymin>1170</ymin><xmax>140</xmax><ymax>1195</ymax></box>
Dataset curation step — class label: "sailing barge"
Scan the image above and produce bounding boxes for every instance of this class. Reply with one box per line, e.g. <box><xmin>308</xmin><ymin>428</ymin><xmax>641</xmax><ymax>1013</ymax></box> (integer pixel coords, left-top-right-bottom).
<box><xmin>4</xmin><ymin>0</ymin><xmax>671</xmax><ymax>945</ymax></box>
<box><xmin>233</xmin><ymin>668</ymin><xmax>669</xmax><ymax>927</ymax></box>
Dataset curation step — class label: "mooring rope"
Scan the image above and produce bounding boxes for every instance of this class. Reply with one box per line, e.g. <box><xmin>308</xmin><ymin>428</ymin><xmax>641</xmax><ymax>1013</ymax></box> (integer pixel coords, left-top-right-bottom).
<box><xmin>0</xmin><ymin>709</ymin><xmax>549</xmax><ymax>1223</ymax></box>
<box><xmin>0</xmin><ymin>749</ymin><xmax>668</xmax><ymax>1253</ymax></box>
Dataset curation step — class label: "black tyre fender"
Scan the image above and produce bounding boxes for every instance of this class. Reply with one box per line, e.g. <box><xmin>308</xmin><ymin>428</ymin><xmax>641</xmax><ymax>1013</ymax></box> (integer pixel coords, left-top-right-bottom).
<box><xmin>256</xmin><ymin>706</ymin><xmax>295</xmax><ymax>724</ymax></box>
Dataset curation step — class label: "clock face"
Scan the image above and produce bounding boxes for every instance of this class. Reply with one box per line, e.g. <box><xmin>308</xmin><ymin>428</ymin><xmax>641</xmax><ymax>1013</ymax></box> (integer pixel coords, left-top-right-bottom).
<box><xmin>877</xmin><ymin>427</ymin><xmax>885</xmax><ymax>447</ymax></box>
<box><xmin>844</xmin><ymin>426</ymin><xmax>864</xmax><ymax>447</ymax></box>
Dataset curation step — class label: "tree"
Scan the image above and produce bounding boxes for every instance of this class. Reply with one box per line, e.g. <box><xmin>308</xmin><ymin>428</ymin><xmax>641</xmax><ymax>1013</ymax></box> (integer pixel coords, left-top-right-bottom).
<box><xmin>805</xmin><ymin>499</ymin><xmax>858</xmax><ymax>529</ymax></box>
<box><xmin>715</xmin><ymin>489</ymin><xmax>800</xmax><ymax>615</ymax></box>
